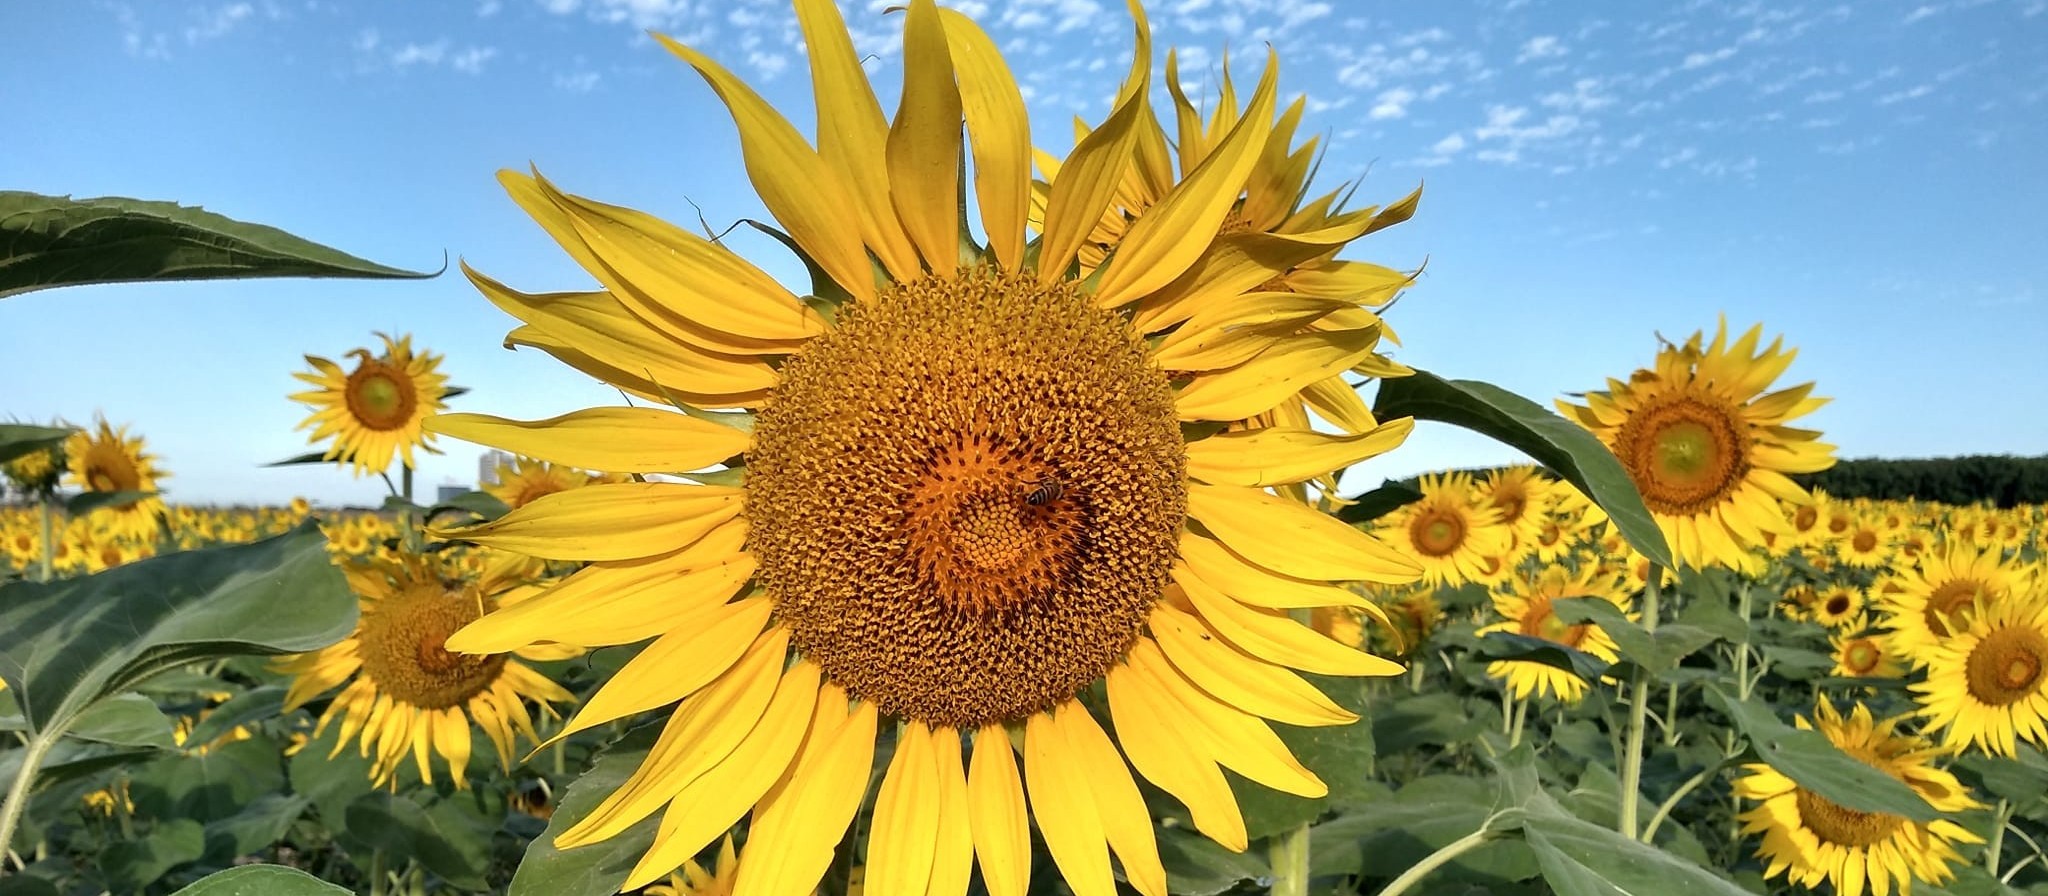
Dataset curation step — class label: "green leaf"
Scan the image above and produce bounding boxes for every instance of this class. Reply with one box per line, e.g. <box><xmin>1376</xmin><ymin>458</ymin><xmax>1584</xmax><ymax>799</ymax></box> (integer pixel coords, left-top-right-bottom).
<box><xmin>184</xmin><ymin>684</ymin><xmax>288</xmax><ymax>747</ymax></box>
<box><xmin>1234</xmin><ymin>673</ymin><xmax>1376</xmax><ymax>839</ymax></box>
<box><xmin>64</xmin><ymin>692</ymin><xmax>176</xmax><ymax>749</ymax></box>
<box><xmin>1155</xmin><ymin>827</ymin><xmax>1268</xmax><ymax>896</ymax></box>
<box><xmin>1346</xmin><ymin>777</ymin><xmax>1539</xmax><ymax>884</ymax></box>
<box><xmin>0</xmin><ymin>520</ymin><xmax>356</xmax><ymax>738</ymax></box>
<box><xmin>1370</xmin><ymin>691</ymin><xmax>1489</xmax><ymax>755</ymax></box>
<box><xmin>509</xmin><ymin>722</ymin><xmax>663</xmax><ymax>896</ymax></box>
<box><xmin>1551</xmin><ymin>598</ymin><xmax>1723</xmax><ymax>677</ymax></box>
<box><xmin>1333</xmin><ymin>478</ymin><xmax>1425</xmax><ymax>525</ymax></box>
<box><xmin>1704</xmin><ymin>686</ymin><xmax>1937</xmax><ymax>821</ymax></box>
<box><xmin>0</xmin><ymin>424</ymin><xmax>73</xmax><ymax>465</ymax></box>
<box><xmin>262</xmin><ymin>451</ymin><xmax>335</xmax><ymax>468</ymax></box>
<box><xmin>1475</xmin><ymin>632</ymin><xmax>1613</xmax><ymax>681</ymax></box>
<box><xmin>202</xmin><ymin>792</ymin><xmax>310</xmax><ymax>864</ymax></box>
<box><xmin>167</xmin><ymin>865</ymin><xmax>353</xmax><ymax>895</ymax></box>
<box><xmin>345</xmin><ymin>791</ymin><xmax>495</xmax><ymax>891</ymax></box>
<box><xmin>0</xmin><ymin>191</ymin><xmax>435</xmax><ymax>299</ymax></box>
<box><xmin>129</xmin><ymin>736</ymin><xmax>287</xmax><ymax>824</ymax></box>
<box><xmin>0</xmin><ymin>875</ymin><xmax>61</xmax><ymax>896</ymax></box>
<box><xmin>63</xmin><ymin>489</ymin><xmax>155</xmax><ymax>516</ymax></box>
<box><xmin>0</xmin><ymin>739</ymin><xmax>160</xmax><ymax>793</ymax></box>
<box><xmin>1371</xmin><ymin>370</ymin><xmax>1672</xmax><ymax>569</ymax></box>
<box><xmin>428</xmin><ymin>490</ymin><xmax>511</xmax><ymax>524</ymax></box>
<box><xmin>1953</xmin><ymin>747</ymin><xmax>2048</xmax><ymax>805</ymax></box>
<box><xmin>100</xmin><ymin>817</ymin><xmax>206</xmax><ymax>892</ymax></box>
<box><xmin>288</xmin><ymin>727</ymin><xmax>377</xmax><ymax>833</ymax></box>
<box><xmin>1522</xmin><ymin>817</ymin><xmax>1752</xmax><ymax>896</ymax></box>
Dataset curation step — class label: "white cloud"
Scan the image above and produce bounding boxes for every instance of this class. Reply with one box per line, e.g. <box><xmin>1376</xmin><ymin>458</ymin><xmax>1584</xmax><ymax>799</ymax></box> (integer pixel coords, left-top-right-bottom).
<box><xmin>1368</xmin><ymin>87</ymin><xmax>1415</xmax><ymax>120</ymax></box>
<box><xmin>1540</xmin><ymin>78</ymin><xmax>1613</xmax><ymax>113</ymax></box>
<box><xmin>391</xmin><ymin>40</ymin><xmax>449</xmax><ymax>67</ymax></box>
<box><xmin>1878</xmin><ymin>83</ymin><xmax>1934</xmax><ymax>104</ymax></box>
<box><xmin>1902</xmin><ymin>5</ymin><xmax>1941</xmax><ymax>23</ymax></box>
<box><xmin>1432</xmin><ymin>133</ymin><xmax>1466</xmax><ymax>154</ymax></box>
<box><xmin>1804</xmin><ymin>89</ymin><xmax>1843</xmax><ymax>103</ymax></box>
<box><xmin>451</xmin><ymin>46</ymin><xmax>498</xmax><ymax>74</ymax></box>
<box><xmin>1680</xmin><ymin>46</ymin><xmax>1737</xmax><ymax>69</ymax></box>
<box><xmin>477</xmin><ymin>0</ymin><xmax>503</xmax><ymax>16</ymax></box>
<box><xmin>554</xmin><ymin>70</ymin><xmax>602</xmax><ymax>92</ymax></box>
<box><xmin>184</xmin><ymin>3</ymin><xmax>253</xmax><ymax>44</ymax></box>
<box><xmin>1656</xmin><ymin>146</ymin><xmax>1698</xmax><ymax>169</ymax></box>
<box><xmin>1516</xmin><ymin>35</ymin><xmax>1565</xmax><ymax>63</ymax></box>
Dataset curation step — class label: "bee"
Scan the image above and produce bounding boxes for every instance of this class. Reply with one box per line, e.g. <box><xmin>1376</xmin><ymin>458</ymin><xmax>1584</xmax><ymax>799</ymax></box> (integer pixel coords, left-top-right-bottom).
<box><xmin>1024</xmin><ymin>476</ymin><xmax>1065</xmax><ymax>507</ymax></box>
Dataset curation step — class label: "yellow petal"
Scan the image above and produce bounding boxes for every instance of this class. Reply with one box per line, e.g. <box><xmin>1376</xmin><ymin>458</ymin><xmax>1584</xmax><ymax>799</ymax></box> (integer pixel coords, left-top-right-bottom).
<box><xmin>1148</xmin><ymin>601</ymin><xmax>1359</xmax><ymax>726</ymax></box>
<box><xmin>655</xmin><ymin>33</ymin><xmax>874</xmax><ymax>303</ymax></box>
<box><xmin>1176</xmin><ymin>529</ymin><xmax>1371</xmax><ymax>610</ymax></box>
<box><xmin>447</xmin><ymin>521</ymin><xmax>750</xmax><ymax>652</ymax></box>
<box><xmin>1300</xmin><ymin>376</ymin><xmax>1380</xmax><ymax>434</ymax></box>
<box><xmin>1123</xmin><ymin>640</ymin><xmax>1325</xmax><ymax>798</ymax></box>
<box><xmin>1175</xmin><ymin>328</ymin><xmax>1383</xmax><ymax>422</ymax></box>
<box><xmin>621</xmin><ymin>659</ymin><xmax>821</xmax><ymax>890</ymax></box>
<box><xmin>1036</xmin><ymin>4</ymin><xmax>1150</xmax><ymax>283</ymax></box>
<box><xmin>931</xmin><ymin>728</ymin><xmax>975</xmax><ymax>896</ymax></box>
<box><xmin>503</xmin><ymin>325</ymin><xmax>772</xmax><ymax>410</ymax></box>
<box><xmin>1280</xmin><ymin>259</ymin><xmax>1415</xmax><ymax>307</ymax></box>
<box><xmin>1152</xmin><ymin>293</ymin><xmax>1353</xmax><ymax>372</ymax></box>
<box><xmin>735</xmin><ymin>697</ymin><xmax>879</xmax><ymax>896</ymax></box>
<box><xmin>1184</xmin><ymin>484</ymin><xmax>1421</xmax><ymax>584</ymax></box>
<box><xmin>792</xmin><ymin>0</ymin><xmax>920</xmax><ymax>281</ymax></box>
<box><xmin>1176</xmin><ymin>573</ymin><xmax>1404</xmax><ymax>678</ymax></box>
<box><xmin>429</xmin><ymin>481</ymin><xmax>741</xmax><ymax>562</ymax></box>
<box><xmin>557</xmin><ymin>627</ymin><xmax>789</xmax><ymax>847</ymax></box>
<box><xmin>968</xmin><ymin>724</ymin><xmax>1030</xmax><ymax>896</ymax></box>
<box><xmin>426</xmin><ymin>408</ymin><xmax>750</xmax><ymax>475</ymax></box>
<box><xmin>544</xmin><ymin>597</ymin><xmax>774</xmax><ymax>746</ymax></box>
<box><xmin>1105</xmin><ymin>647</ymin><xmax>1247</xmax><ymax>851</ymax></box>
<box><xmin>870</xmin><ymin>722</ymin><xmax>942</xmax><ymax>895</ymax></box>
<box><xmin>1059</xmin><ymin>703</ymin><xmax>1166</xmax><ymax>896</ymax></box>
<box><xmin>888</xmin><ymin>0</ymin><xmax>963</xmax><ymax>271</ymax></box>
<box><xmin>1129</xmin><ymin>221</ymin><xmax>1379</xmax><ymax>334</ymax></box>
<box><xmin>939</xmin><ymin>7</ymin><xmax>1030</xmax><ymax>271</ymax></box>
<box><xmin>1094</xmin><ymin>50</ymin><xmax>1277</xmax><ymax>309</ymax></box>
<box><xmin>1024</xmin><ymin>710</ymin><xmax>1114</xmax><ymax>896</ymax></box>
<box><xmin>1183</xmin><ymin>419</ymin><xmax>1412</xmax><ymax>487</ymax></box>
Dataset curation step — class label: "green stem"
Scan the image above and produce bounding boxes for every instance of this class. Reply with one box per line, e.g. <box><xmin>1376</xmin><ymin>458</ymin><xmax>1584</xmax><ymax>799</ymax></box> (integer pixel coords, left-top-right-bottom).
<box><xmin>1507</xmin><ymin>694</ymin><xmax>1527</xmax><ymax>749</ymax></box>
<box><xmin>1662</xmin><ymin>681</ymin><xmax>1680</xmax><ymax>747</ymax></box>
<box><xmin>1269</xmin><ymin>822</ymin><xmax>1311</xmax><ymax>896</ymax></box>
<box><xmin>0</xmin><ymin>731</ymin><xmax>59</xmax><ymax>867</ymax></box>
<box><xmin>1378</xmin><ymin>828</ymin><xmax>1498</xmax><ymax>896</ymax></box>
<box><xmin>369</xmin><ymin>849</ymin><xmax>388</xmax><ymax>896</ymax></box>
<box><xmin>1616</xmin><ymin>565</ymin><xmax>1663</xmax><ymax>839</ymax></box>
<box><xmin>1988</xmin><ymin>798</ymin><xmax>2011</xmax><ymax>876</ymax></box>
<box><xmin>1640</xmin><ymin>763</ymin><xmax>1716</xmax><ymax>843</ymax></box>
<box><xmin>1733</xmin><ymin>584</ymin><xmax>1754</xmax><ymax>701</ymax></box>
<box><xmin>36</xmin><ymin>500</ymin><xmax>53</xmax><ymax>583</ymax></box>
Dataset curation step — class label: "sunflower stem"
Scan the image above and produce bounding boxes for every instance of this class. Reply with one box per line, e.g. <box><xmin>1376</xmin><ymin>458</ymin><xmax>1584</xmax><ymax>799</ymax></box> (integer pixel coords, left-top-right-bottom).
<box><xmin>1269</xmin><ymin>822</ymin><xmax>1311</xmax><ymax>896</ymax></box>
<box><xmin>1616</xmin><ymin>564</ymin><xmax>1662</xmax><ymax>839</ymax></box>
<box><xmin>1661</xmin><ymin>682</ymin><xmax>1680</xmax><ymax>747</ymax></box>
<box><xmin>1987</xmin><ymin>798</ymin><xmax>2011</xmax><ymax>876</ymax></box>
<box><xmin>368</xmin><ymin>849</ymin><xmax>388</xmax><ymax>896</ymax></box>
<box><xmin>1507</xmin><ymin>693</ymin><xmax>1527</xmax><ymax>749</ymax></box>
<box><xmin>36</xmin><ymin>499</ymin><xmax>53</xmax><ymax>583</ymax></box>
<box><xmin>0</xmin><ymin>730</ymin><xmax>58</xmax><ymax>866</ymax></box>
<box><xmin>1377</xmin><ymin>827</ymin><xmax>1498</xmax><ymax>896</ymax></box>
<box><xmin>1640</xmin><ymin>760</ymin><xmax>1717</xmax><ymax>843</ymax></box>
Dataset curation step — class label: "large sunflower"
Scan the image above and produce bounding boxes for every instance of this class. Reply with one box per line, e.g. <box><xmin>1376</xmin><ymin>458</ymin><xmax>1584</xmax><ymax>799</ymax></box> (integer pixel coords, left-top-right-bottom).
<box><xmin>64</xmin><ymin>417</ymin><xmax>168</xmax><ymax>543</ymax></box>
<box><xmin>291</xmin><ymin>332</ymin><xmax>449</xmax><ymax>476</ymax></box>
<box><xmin>278</xmin><ymin>548</ymin><xmax>576</xmax><ymax>788</ymax></box>
<box><xmin>1476</xmin><ymin>565</ymin><xmax>1632</xmax><ymax>704</ymax></box>
<box><xmin>428</xmin><ymin>1</ymin><xmax>1421</xmax><ymax>892</ymax></box>
<box><xmin>1913</xmin><ymin>595</ymin><xmax>2048</xmax><ymax>757</ymax></box>
<box><xmin>1559</xmin><ymin>321</ymin><xmax>1835</xmax><ymax>571</ymax></box>
<box><xmin>1736</xmin><ymin>699</ymin><xmax>1981</xmax><ymax>896</ymax></box>
<box><xmin>1880</xmin><ymin>540</ymin><xmax>2035</xmax><ymax>666</ymax></box>
<box><xmin>1375</xmin><ymin>471</ymin><xmax>1512</xmax><ymax>588</ymax></box>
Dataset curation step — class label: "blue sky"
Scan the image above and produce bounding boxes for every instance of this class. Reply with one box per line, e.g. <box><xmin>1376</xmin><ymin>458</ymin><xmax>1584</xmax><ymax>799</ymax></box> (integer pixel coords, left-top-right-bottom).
<box><xmin>3</xmin><ymin>0</ymin><xmax>2044</xmax><ymax>508</ymax></box>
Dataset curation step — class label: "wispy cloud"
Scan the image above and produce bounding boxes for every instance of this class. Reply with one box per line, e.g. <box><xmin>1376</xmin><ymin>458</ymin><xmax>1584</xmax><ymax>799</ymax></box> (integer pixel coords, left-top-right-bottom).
<box><xmin>1516</xmin><ymin>35</ymin><xmax>1566</xmax><ymax>64</ymax></box>
<box><xmin>554</xmin><ymin>70</ymin><xmax>602</xmax><ymax>93</ymax></box>
<box><xmin>352</xmin><ymin>31</ymin><xmax>498</xmax><ymax>76</ymax></box>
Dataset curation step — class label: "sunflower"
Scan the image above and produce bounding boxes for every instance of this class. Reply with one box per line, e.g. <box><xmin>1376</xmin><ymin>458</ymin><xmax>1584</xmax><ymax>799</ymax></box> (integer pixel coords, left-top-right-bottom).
<box><xmin>1913</xmin><ymin>595</ymin><xmax>2048</xmax><ymax>757</ymax></box>
<box><xmin>1559</xmin><ymin>321</ymin><xmax>1835</xmax><ymax>571</ymax></box>
<box><xmin>1376</xmin><ymin>471</ymin><xmax>1512</xmax><ymax>588</ymax></box>
<box><xmin>277</xmin><ymin>548</ymin><xmax>576</xmax><ymax>788</ymax></box>
<box><xmin>428</xmin><ymin>2</ymin><xmax>1421</xmax><ymax>892</ymax></box>
<box><xmin>1735</xmin><ymin>699</ymin><xmax>1981</xmax><ymax>896</ymax></box>
<box><xmin>1838</xmin><ymin>513</ymin><xmax>1894</xmax><ymax>569</ymax></box>
<box><xmin>1476</xmin><ymin>565</ymin><xmax>1633</xmax><ymax>704</ymax></box>
<box><xmin>1829</xmin><ymin>628</ymin><xmax>1904</xmax><ymax>680</ymax></box>
<box><xmin>1</xmin><ymin>435</ymin><xmax>63</xmax><ymax>496</ymax></box>
<box><xmin>291</xmin><ymin>332</ymin><xmax>450</xmax><ymax>477</ymax></box>
<box><xmin>64</xmin><ymin>417</ymin><xmax>169</xmax><ymax>543</ymax></box>
<box><xmin>1475</xmin><ymin>465</ymin><xmax>1555</xmax><ymax>559</ymax></box>
<box><xmin>487</xmin><ymin>456</ymin><xmax>624</xmax><ymax>510</ymax></box>
<box><xmin>1811</xmin><ymin>585</ymin><xmax>1865</xmax><ymax>630</ymax></box>
<box><xmin>638</xmin><ymin>835</ymin><xmax>736</xmax><ymax>896</ymax></box>
<box><xmin>1880</xmin><ymin>540</ymin><xmax>2035</xmax><ymax>665</ymax></box>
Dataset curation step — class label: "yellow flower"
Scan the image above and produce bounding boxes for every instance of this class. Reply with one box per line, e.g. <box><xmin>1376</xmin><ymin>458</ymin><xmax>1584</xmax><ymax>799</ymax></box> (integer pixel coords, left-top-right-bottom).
<box><xmin>1837</xmin><ymin>513</ymin><xmax>1894</xmax><ymax>569</ymax></box>
<box><xmin>1475</xmin><ymin>465</ymin><xmax>1556</xmax><ymax>560</ymax></box>
<box><xmin>1558</xmin><ymin>321</ymin><xmax>1835</xmax><ymax>571</ymax></box>
<box><xmin>1880</xmin><ymin>540</ymin><xmax>2035</xmax><ymax>667</ymax></box>
<box><xmin>1913</xmin><ymin>594</ymin><xmax>2048</xmax><ymax>757</ymax></box>
<box><xmin>1736</xmin><ymin>699</ymin><xmax>1981</xmax><ymax>896</ymax></box>
<box><xmin>1376</xmin><ymin>471</ymin><xmax>1512</xmax><ymax>588</ymax></box>
<box><xmin>1829</xmin><ymin>628</ymin><xmax>1904</xmax><ymax>679</ymax></box>
<box><xmin>1476</xmin><ymin>565</ymin><xmax>1633</xmax><ymax>704</ymax></box>
<box><xmin>277</xmin><ymin>549</ymin><xmax>576</xmax><ymax>788</ymax></box>
<box><xmin>291</xmin><ymin>332</ymin><xmax>449</xmax><ymax>476</ymax></box>
<box><xmin>486</xmin><ymin>456</ymin><xmax>623</xmax><ymax>510</ymax></box>
<box><xmin>64</xmin><ymin>416</ymin><xmax>169</xmax><ymax>543</ymax></box>
<box><xmin>427</xmin><ymin>2</ymin><xmax>1422</xmax><ymax>892</ymax></box>
<box><xmin>1811</xmin><ymin>584</ymin><xmax>1865</xmax><ymax>630</ymax></box>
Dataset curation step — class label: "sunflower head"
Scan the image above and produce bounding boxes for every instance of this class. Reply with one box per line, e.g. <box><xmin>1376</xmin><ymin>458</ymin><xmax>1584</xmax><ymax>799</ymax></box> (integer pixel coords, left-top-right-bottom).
<box><xmin>1559</xmin><ymin>321</ymin><xmax>1834</xmax><ymax>571</ymax></box>
<box><xmin>62</xmin><ymin>417</ymin><xmax>169</xmax><ymax>543</ymax></box>
<box><xmin>1378</xmin><ymin>471</ymin><xmax>1511</xmax><ymax>587</ymax></box>
<box><xmin>1914</xmin><ymin>595</ymin><xmax>2048</xmax><ymax>757</ymax></box>
<box><xmin>291</xmin><ymin>332</ymin><xmax>450</xmax><ymax>477</ymax></box>
<box><xmin>1479</xmin><ymin>565</ymin><xmax>1634</xmax><ymax>704</ymax></box>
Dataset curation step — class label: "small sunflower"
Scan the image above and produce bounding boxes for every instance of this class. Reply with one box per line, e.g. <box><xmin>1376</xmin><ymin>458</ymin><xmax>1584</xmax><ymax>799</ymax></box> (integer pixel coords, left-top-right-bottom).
<box><xmin>1736</xmin><ymin>699</ymin><xmax>1982</xmax><ymax>896</ymax></box>
<box><xmin>277</xmin><ymin>548</ymin><xmax>576</xmax><ymax>788</ymax></box>
<box><xmin>292</xmin><ymin>332</ymin><xmax>450</xmax><ymax>476</ymax></box>
<box><xmin>1881</xmin><ymin>540</ymin><xmax>2034</xmax><ymax>666</ymax></box>
<box><xmin>1829</xmin><ymin>628</ymin><xmax>1904</xmax><ymax>680</ymax></box>
<box><xmin>426</xmin><ymin>1</ymin><xmax>1422</xmax><ymax>892</ymax></box>
<box><xmin>1475</xmin><ymin>465</ymin><xmax>1555</xmax><ymax>559</ymax></box>
<box><xmin>486</xmin><ymin>456</ymin><xmax>624</xmax><ymax>510</ymax></box>
<box><xmin>64</xmin><ymin>417</ymin><xmax>169</xmax><ymax>543</ymax></box>
<box><xmin>1559</xmin><ymin>321</ymin><xmax>1835</xmax><ymax>571</ymax></box>
<box><xmin>2</xmin><ymin>434</ymin><xmax>63</xmax><ymax>496</ymax></box>
<box><xmin>1913</xmin><ymin>595</ymin><xmax>2048</xmax><ymax>757</ymax></box>
<box><xmin>1838</xmin><ymin>514</ymin><xmax>1894</xmax><ymax>569</ymax></box>
<box><xmin>1811</xmin><ymin>585</ymin><xmax>1865</xmax><ymax>630</ymax></box>
<box><xmin>1477</xmin><ymin>565</ymin><xmax>1633</xmax><ymax>704</ymax></box>
<box><xmin>1377</xmin><ymin>471</ymin><xmax>1512</xmax><ymax>588</ymax></box>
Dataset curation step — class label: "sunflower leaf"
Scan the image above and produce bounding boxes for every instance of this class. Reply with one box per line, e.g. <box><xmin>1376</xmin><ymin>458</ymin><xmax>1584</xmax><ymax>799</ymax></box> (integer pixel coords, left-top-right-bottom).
<box><xmin>0</xmin><ymin>423</ymin><xmax>74</xmax><ymax>465</ymax></box>
<box><xmin>1370</xmin><ymin>370</ymin><xmax>1673</xmax><ymax>569</ymax></box>
<box><xmin>262</xmin><ymin>451</ymin><xmax>336</xmax><ymax>468</ymax></box>
<box><xmin>1474</xmin><ymin>632</ymin><xmax>1612</xmax><ymax>682</ymax></box>
<box><xmin>167</xmin><ymin>865</ymin><xmax>352</xmax><ymax>895</ymax></box>
<box><xmin>63</xmin><ymin>489</ymin><xmax>155</xmax><ymax>517</ymax></box>
<box><xmin>0</xmin><ymin>192</ymin><xmax>436</xmax><ymax>299</ymax></box>
<box><xmin>1551</xmin><ymin>598</ymin><xmax>1723</xmax><ymax>678</ymax></box>
<box><xmin>508</xmin><ymin>721</ymin><xmax>663</xmax><ymax>896</ymax></box>
<box><xmin>1703</xmin><ymin>686</ymin><xmax>1938</xmax><ymax>821</ymax></box>
<box><xmin>1333</xmin><ymin>478</ymin><xmax>1425</xmax><ymax>525</ymax></box>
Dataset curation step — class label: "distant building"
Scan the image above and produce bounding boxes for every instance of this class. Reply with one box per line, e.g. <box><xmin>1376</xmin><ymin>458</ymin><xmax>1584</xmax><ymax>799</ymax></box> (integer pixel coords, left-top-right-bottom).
<box><xmin>477</xmin><ymin>450</ymin><xmax>514</xmax><ymax>487</ymax></box>
<box><xmin>437</xmin><ymin>484</ymin><xmax>469</xmax><ymax>504</ymax></box>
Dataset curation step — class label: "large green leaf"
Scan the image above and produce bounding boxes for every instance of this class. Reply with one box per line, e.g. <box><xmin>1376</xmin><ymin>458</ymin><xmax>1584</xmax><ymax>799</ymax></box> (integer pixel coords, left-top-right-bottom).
<box><xmin>1333</xmin><ymin>478</ymin><xmax>1425</xmax><ymax>525</ymax></box>
<box><xmin>0</xmin><ymin>424</ymin><xmax>73</xmax><ymax>465</ymax></box>
<box><xmin>345</xmin><ymin>791</ymin><xmax>495</xmax><ymax>891</ymax></box>
<box><xmin>1154</xmin><ymin>827</ymin><xmax>1268</xmax><ymax>896</ymax></box>
<box><xmin>202</xmin><ymin>792</ymin><xmax>310</xmax><ymax>865</ymax></box>
<box><xmin>1474</xmin><ymin>632</ymin><xmax>1613</xmax><ymax>682</ymax></box>
<box><xmin>1371</xmin><ymin>370</ymin><xmax>1672</xmax><ymax>568</ymax></box>
<box><xmin>129</xmin><ymin>736</ymin><xmax>288</xmax><ymax>824</ymax></box>
<box><xmin>1234</xmin><ymin>673</ymin><xmax>1377</xmax><ymax>839</ymax></box>
<box><xmin>1551</xmin><ymin>598</ymin><xmax>1722</xmax><ymax>678</ymax></box>
<box><xmin>509</xmin><ymin>722</ymin><xmax>663</xmax><ymax>896</ymax></box>
<box><xmin>64</xmin><ymin>692</ymin><xmax>176</xmax><ymax>749</ymax></box>
<box><xmin>0</xmin><ymin>521</ymin><xmax>355</xmax><ymax>737</ymax></box>
<box><xmin>1705</xmin><ymin>687</ymin><xmax>1937</xmax><ymax>821</ymax></box>
<box><xmin>0</xmin><ymin>192</ymin><xmax>434</xmax><ymax>299</ymax></box>
<box><xmin>100</xmin><ymin>817</ymin><xmax>206</xmax><ymax>893</ymax></box>
<box><xmin>167</xmin><ymin>865</ymin><xmax>352</xmax><ymax>895</ymax></box>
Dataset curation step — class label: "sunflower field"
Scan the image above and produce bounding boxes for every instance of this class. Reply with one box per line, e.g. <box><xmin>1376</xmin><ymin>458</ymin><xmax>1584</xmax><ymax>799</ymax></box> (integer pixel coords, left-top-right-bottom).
<box><xmin>4</xmin><ymin>2</ymin><xmax>2047</xmax><ymax>896</ymax></box>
